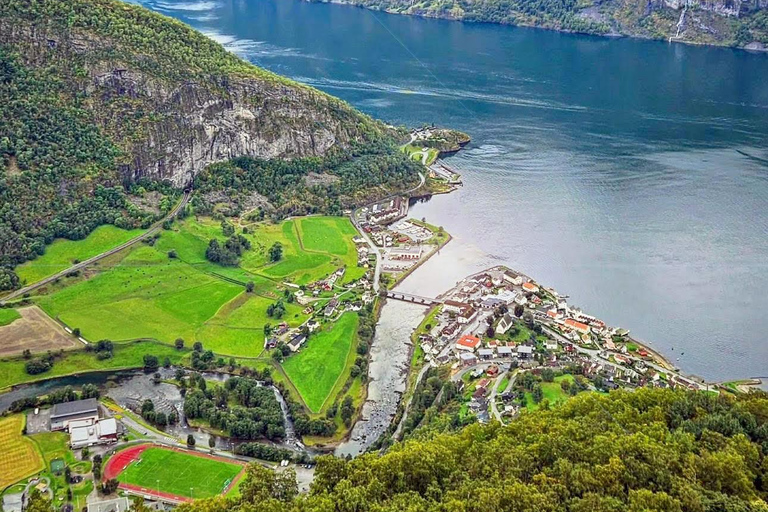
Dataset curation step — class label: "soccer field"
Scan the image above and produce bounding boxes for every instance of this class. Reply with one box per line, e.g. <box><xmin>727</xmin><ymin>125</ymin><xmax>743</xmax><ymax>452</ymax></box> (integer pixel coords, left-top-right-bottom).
<box><xmin>113</xmin><ymin>446</ymin><xmax>243</xmax><ymax>499</ymax></box>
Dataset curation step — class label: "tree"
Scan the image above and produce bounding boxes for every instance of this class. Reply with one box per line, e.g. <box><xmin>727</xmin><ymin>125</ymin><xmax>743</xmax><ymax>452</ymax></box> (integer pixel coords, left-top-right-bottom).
<box><xmin>187</xmin><ymin>434</ymin><xmax>196</xmax><ymax>447</ymax></box>
<box><xmin>167</xmin><ymin>249</ymin><xmax>177</xmax><ymax>259</ymax></box>
<box><xmin>246</xmin><ymin>281</ymin><xmax>255</xmax><ymax>293</ymax></box>
<box><xmin>72</xmin><ymin>327</ymin><xmax>81</xmax><ymax>337</ymax></box>
<box><xmin>143</xmin><ymin>354</ymin><xmax>159</xmax><ymax>370</ymax></box>
<box><xmin>102</xmin><ymin>479</ymin><xmax>119</xmax><ymax>495</ymax></box>
<box><xmin>340</xmin><ymin>396</ymin><xmax>355</xmax><ymax>427</ymax></box>
<box><xmin>532</xmin><ymin>384</ymin><xmax>544</xmax><ymax>403</ymax></box>
<box><xmin>541</xmin><ymin>368</ymin><xmax>555</xmax><ymax>382</ymax></box>
<box><xmin>514</xmin><ymin>304</ymin><xmax>524</xmax><ymax>317</ymax></box>
<box><xmin>268</xmin><ymin>242</ymin><xmax>283</xmax><ymax>262</ymax></box>
<box><xmin>193</xmin><ymin>341</ymin><xmax>203</xmax><ymax>352</ymax></box>
<box><xmin>209</xmin><ymin>436</ymin><xmax>216</xmax><ymax>449</ymax></box>
<box><xmin>175</xmin><ymin>338</ymin><xmax>184</xmax><ymax>349</ymax></box>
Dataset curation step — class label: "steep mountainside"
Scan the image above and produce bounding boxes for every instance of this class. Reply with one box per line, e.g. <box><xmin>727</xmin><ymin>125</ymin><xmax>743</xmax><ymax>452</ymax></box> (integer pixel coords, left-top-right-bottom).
<box><xmin>0</xmin><ymin>0</ymin><xmax>417</xmax><ymax>290</ymax></box>
<box><xmin>310</xmin><ymin>0</ymin><xmax>768</xmax><ymax>49</ymax></box>
<box><xmin>175</xmin><ymin>388</ymin><xmax>768</xmax><ymax>512</ymax></box>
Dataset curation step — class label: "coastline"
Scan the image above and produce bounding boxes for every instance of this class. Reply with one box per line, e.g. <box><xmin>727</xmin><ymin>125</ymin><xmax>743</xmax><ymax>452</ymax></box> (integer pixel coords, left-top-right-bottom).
<box><xmin>305</xmin><ymin>0</ymin><xmax>767</xmax><ymax>53</ymax></box>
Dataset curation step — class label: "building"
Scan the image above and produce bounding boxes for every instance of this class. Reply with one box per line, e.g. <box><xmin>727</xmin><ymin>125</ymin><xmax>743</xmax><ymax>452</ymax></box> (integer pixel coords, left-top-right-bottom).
<box><xmin>324</xmin><ymin>298</ymin><xmax>339</xmax><ymax>317</ymax></box>
<box><xmin>497</xmin><ymin>346</ymin><xmax>514</xmax><ymax>357</ymax></box>
<box><xmin>456</xmin><ymin>334</ymin><xmax>481</xmax><ymax>352</ymax></box>
<box><xmin>503</xmin><ymin>270</ymin><xmax>523</xmax><ymax>286</ymax></box>
<box><xmin>517</xmin><ymin>345</ymin><xmax>534</xmax><ymax>359</ymax></box>
<box><xmin>288</xmin><ymin>333</ymin><xmax>307</xmax><ymax>352</ymax></box>
<box><xmin>459</xmin><ymin>352</ymin><xmax>477</xmax><ymax>366</ymax></box>
<box><xmin>544</xmin><ymin>340</ymin><xmax>558</xmax><ymax>351</ymax></box>
<box><xmin>87</xmin><ymin>498</ymin><xmax>131</xmax><ymax>512</ymax></box>
<box><xmin>564</xmin><ymin>318</ymin><xmax>590</xmax><ymax>334</ymax></box>
<box><xmin>51</xmin><ymin>399</ymin><xmax>99</xmax><ymax>432</ymax></box>
<box><xmin>496</xmin><ymin>314</ymin><xmax>515</xmax><ymax>335</ymax></box>
<box><xmin>443</xmin><ymin>300</ymin><xmax>471</xmax><ymax>314</ymax></box>
<box><xmin>70</xmin><ymin>418</ymin><xmax>118</xmax><ymax>448</ymax></box>
<box><xmin>522</xmin><ymin>282</ymin><xmax>539</xmax><ymax>294</ymax></box>
<box><xmin>478</xmin><ymin>348</ymin><xmax>494</xmax><ymax>360</ymax></box>
<box><xmin>457</xmin><ymin>306</ymin><xmax>477</xmax><ymax>324</ymax></box>
<box><xmin>389</xmin><ymin>245</ymin><xmax>422</xmax><ymax>260</ymax></box>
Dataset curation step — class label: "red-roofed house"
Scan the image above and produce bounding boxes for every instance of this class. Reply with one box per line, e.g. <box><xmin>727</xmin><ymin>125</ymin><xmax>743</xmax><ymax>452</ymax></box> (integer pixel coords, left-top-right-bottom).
<box><xmin>522</xmin><ymin>282</ymin><xmax>539</xmax><ymax>293</ymax></box>
<box><xmin>456</xmin><ymin>334</ymin><xmax>481</xmax><ymax>352</ymax></box>
<box><xmin>565</xmin><ymin>318</ymin><xmax>590</xmax><ymax>334</ymax></box>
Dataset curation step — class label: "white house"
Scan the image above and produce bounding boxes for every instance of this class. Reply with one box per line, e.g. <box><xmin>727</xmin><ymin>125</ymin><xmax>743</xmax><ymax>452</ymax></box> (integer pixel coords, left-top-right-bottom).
<box><xmin>496</xmin><ymin>314</ymin><xmax>515</xmax><ymax>335</ymax></box>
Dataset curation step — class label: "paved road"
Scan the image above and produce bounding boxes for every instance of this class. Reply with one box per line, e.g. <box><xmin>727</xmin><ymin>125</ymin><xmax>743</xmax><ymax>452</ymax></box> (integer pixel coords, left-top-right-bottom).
<box><xmin>1</xmin><ymin>191</ymin><xmax>192</xmax><ymax>305</ymax></box>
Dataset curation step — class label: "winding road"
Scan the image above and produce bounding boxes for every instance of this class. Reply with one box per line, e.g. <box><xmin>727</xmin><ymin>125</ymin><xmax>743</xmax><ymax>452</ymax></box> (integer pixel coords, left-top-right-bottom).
<box><xmin>1</xmin><ymin>190</ymin><xmax>192</xmax><ymax>305</ymax></box>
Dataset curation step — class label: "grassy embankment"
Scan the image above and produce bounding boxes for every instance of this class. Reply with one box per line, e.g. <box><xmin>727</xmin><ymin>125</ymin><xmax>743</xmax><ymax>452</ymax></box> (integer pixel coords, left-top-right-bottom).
<box><xmin>0</xmin><ymin>308</ymin><xmax>21</xmax><ymax>326</ymax></box>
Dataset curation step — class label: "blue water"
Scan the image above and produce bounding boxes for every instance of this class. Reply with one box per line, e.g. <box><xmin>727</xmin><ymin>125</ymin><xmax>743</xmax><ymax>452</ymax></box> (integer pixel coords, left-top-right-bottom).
<box><xmin>136</xmin><ymin>0</ymin><xmax>768</xmax><ymax>381</ymax></box>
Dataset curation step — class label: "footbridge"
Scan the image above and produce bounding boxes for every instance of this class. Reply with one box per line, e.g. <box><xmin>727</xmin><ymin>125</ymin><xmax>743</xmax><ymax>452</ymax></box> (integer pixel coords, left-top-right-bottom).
<box><xmin>384</xmin><ymin>291</ymin><xmax>441</xmax><ymax>306</ymax></box>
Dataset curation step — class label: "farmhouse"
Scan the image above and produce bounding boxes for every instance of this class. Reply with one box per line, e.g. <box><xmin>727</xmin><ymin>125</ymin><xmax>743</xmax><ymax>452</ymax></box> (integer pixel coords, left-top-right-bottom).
<box><xmin>51</xmin><ymin>398</ymin><xmax>99</xmax><ymax>432</ymax></box>
<box><xmin>288</xmin><ymin>333</ymin><xmax>307</xmax><ymax>352</ymax></box>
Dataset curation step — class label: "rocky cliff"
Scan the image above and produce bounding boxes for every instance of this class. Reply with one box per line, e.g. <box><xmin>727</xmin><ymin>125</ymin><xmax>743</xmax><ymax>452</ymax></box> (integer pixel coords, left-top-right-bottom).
<box><xmin>0</xmin><ymin>0</ymin><xmax>388</xmax><ymax>187</ymax></box>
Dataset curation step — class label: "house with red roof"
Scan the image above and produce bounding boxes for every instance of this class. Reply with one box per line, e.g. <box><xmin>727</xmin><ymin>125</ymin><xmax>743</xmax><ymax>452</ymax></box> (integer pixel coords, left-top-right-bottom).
<box><xmin>456</xmin><ymin>334</ymin><xmax>481</xmax><ymax>352</ymax></box>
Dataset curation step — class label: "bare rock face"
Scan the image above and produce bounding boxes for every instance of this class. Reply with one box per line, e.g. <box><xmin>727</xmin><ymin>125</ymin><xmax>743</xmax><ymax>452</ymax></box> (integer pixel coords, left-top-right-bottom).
<box><xmin>0</xmin><ymin>18</ymin><xmax>382</xmax><ymax>187</ymax></box>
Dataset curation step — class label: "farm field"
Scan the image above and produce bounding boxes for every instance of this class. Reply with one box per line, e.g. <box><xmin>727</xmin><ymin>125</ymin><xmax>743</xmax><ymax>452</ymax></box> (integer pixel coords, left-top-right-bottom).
<box><xmin>196</xmin><ymin>292</ymin><xmax>309</xmax><ymax>357</ymax></box>
<box><xmin>15</xmin><ymin>225</ymin><xmax>144</xmax><ymax>285</ymax></box>
<box><xmin>282</xmin><ymin>312</ymin><xmax>359</xmax><ymax>412</ymax></box>
<box><xmin>0</xmin><ymin>415</ymin><xmax>45</xmax><ymax>489</ymax></box>
<box><xmin>0</xmin><ymin>306</ymin><xmax>80</xmax><ymax>357</ymax></box>
<box><xmin>0</xmin><ymin>340</ymin><xmax>188</xmax><ymax>391</ymax></box>
<box><xmin>110</xmin><ymin>445</ymin><xmax>243</xmax><ymax>499</ymax></box>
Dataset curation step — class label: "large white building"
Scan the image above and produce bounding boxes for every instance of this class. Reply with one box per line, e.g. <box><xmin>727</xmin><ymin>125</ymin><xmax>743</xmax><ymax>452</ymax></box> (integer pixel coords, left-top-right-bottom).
<box><xmin>51</xmin><ymin>399</ymin><xmax>99</xmax><ymax>432</ymax></box>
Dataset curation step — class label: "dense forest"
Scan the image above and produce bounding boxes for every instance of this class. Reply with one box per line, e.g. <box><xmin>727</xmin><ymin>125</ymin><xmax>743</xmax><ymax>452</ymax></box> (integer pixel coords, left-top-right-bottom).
<box><xmin>311</xmin><ymin>0</ymin><xmax>768</xmax><ymax>48</ymax></box>
<box><xmin>195</xmin><ymin>141</ymin><xmax>420</xmax><ymax>220</ymax></box>
<box><xmin>176</xmin><ymin>388</ymin><xmax>768</xmax><ymax>512</ymax></box>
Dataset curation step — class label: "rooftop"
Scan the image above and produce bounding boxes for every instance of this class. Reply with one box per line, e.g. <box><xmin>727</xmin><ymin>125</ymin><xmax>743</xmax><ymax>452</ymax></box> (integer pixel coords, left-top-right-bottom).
<box><xmin>51</xmin><ymin>398</ymin><xmax>99</xmax><ymax>420</ymax></box>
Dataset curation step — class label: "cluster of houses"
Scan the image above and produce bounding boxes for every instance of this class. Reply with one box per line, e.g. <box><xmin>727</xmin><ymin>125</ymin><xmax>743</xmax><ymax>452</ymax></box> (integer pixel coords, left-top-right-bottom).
<box><xmin>358</xmin><ymin>197</ymin><xmax>405</xmax><ymax>227</ymax></box>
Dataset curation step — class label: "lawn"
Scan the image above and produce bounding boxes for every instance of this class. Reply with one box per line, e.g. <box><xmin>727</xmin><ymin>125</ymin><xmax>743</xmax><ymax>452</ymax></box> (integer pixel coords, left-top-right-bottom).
<box><xmin>115</xmin><ymin>446</ymin><xmax>243</xmax><ymax>499</ymax></box>
<box><xmin>0</xmin><ymin>340</ymin><xmax>188</xmax><ymax>391</ymax></box>
<box><xmin>15</xmin><ymin>225</ymin><xmax>143</xmax><ymax>285</ymax></box>
<box><xmin>525</xmin><ymin>374</ymin><xmax>575</xmax><ymax>411</ymax></box>
<box><xmin>0</xmin><ymin>415</ymin><xmax>45</xmax><ymax>489</ymax></box>
<box><xmin>281</xmin><ymin>312</ymin><xmax>359</xmax><ymax>412</ymax></box>
<box><xmin>0</xmin><ymin>308</ymin><xmax>21</xmax><ymax>326</ymax></box>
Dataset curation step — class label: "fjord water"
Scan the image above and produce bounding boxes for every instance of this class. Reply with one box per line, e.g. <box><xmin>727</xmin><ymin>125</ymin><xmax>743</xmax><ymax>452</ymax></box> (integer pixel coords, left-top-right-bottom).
<box><xmin>138</xmin><ymin>0</ymin><xmax>768</xmax><ymax>381</ymax></box>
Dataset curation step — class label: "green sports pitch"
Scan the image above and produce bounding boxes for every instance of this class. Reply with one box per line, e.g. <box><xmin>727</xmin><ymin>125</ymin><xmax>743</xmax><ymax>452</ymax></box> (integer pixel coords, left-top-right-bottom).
<box><xmin>115</xmin><ymin>446</ymin><xmax>244</xmax><ymax>499</ymax></box>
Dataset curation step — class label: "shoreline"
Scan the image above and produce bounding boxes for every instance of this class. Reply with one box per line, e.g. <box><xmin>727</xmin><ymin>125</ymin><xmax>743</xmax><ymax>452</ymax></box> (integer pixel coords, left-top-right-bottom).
<box><xmin>306</xmin><ymin>0</ymin><xmax>767</xmax><ymax>54</ymax></box>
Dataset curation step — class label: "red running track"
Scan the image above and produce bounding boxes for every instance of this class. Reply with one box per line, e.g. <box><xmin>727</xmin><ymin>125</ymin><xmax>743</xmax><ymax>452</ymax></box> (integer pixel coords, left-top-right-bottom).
<box><xmin>102</xmin><ymin>443</ymin><xmax>246</xmax><ymax>503</ymax></box>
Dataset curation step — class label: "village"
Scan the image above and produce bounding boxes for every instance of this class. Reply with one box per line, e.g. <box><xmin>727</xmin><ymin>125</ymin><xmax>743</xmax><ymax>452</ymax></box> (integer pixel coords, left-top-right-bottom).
<box><xmin>407</xmin><ymin>265</ymin><xmax>710</xmax><ymax>423</ymax></box>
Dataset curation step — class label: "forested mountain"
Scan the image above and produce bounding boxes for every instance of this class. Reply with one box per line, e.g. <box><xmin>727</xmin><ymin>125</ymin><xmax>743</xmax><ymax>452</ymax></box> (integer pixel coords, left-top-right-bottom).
<box><xmin>0</xmin><ymin>0</ymin><xmax>417</xmax><ymax>290</ymax></box>
<box><xmin>310</xmin><ymin>0</ymin><xmax>768</xmax><ymax>50</ymax></box>
<box><xmin>176</xmin><ymin>388</ymin><xmax>768</xmax><ymax>512</ymax></box>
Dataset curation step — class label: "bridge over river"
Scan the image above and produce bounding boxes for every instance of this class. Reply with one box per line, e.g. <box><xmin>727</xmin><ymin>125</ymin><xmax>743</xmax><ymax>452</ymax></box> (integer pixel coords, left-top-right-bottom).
<box><xmin>384</xmin><ymin>291</ymin><xmax>442</xmax><ymax>306</ymax></box>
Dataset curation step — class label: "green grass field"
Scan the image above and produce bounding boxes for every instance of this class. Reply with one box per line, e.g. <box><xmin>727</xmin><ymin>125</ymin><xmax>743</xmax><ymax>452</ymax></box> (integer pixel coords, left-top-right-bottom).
<box><xmin>281</xmin><ymin>312</ymin><xmax>359</xmax><ymax>412</ymax></box>
<box><xmin>0</xmin><ymin>341</ymin><xmax>188</xmax><ymax>391</ymax></box>
<box><xmin>525</xmin><ymin>374</ymin><xmax>575</xmax><ymax>411</ymax></box>
<box><xmin>15</xmin><ymin>225</ymin><xmax>143</xmax><ymax>285</ymax></box>
<box><xmin>0</xmin><ymin>308</ymin><xmax>21</xmax><ymax>326</ymax></box>
<box><xmin>196</xmin><ymin>292</ymin><xmax>309</xmax><ymax>357</ymax></box>
<box><xmin>116</xmin><ymin>447</ymin><xmax>243</xmax><ymax>499</ymax></box>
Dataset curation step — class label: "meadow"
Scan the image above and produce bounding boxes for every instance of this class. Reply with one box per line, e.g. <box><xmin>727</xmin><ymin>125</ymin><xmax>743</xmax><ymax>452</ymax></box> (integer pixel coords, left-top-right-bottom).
<box><xmin>0</xmin><ymin>415</ymin><xmax>45</xmax><ymax>489</ymax></box>
<box><xmin>0</xmin><ymin>340</ymin><xmax>188</xmax><ymax>391</ymax></box>
<box><xmin>115</xmin><ymin>446</ymin><xmax>243</xmax><ymax>498</ymax></box>
<box><xmin>525</xmin><ymin>374</ymin><xmax>575</xmax><ymax>410</ymax></box>
<box><xmin>15</xmin><ymin>225</ymin><xmax>143</xmax><ymax>285</ymax></box>
<box><xmin>281</xmin><ymin>312</ymin><xmax>359</xmax><ymax>412</ymax></box>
